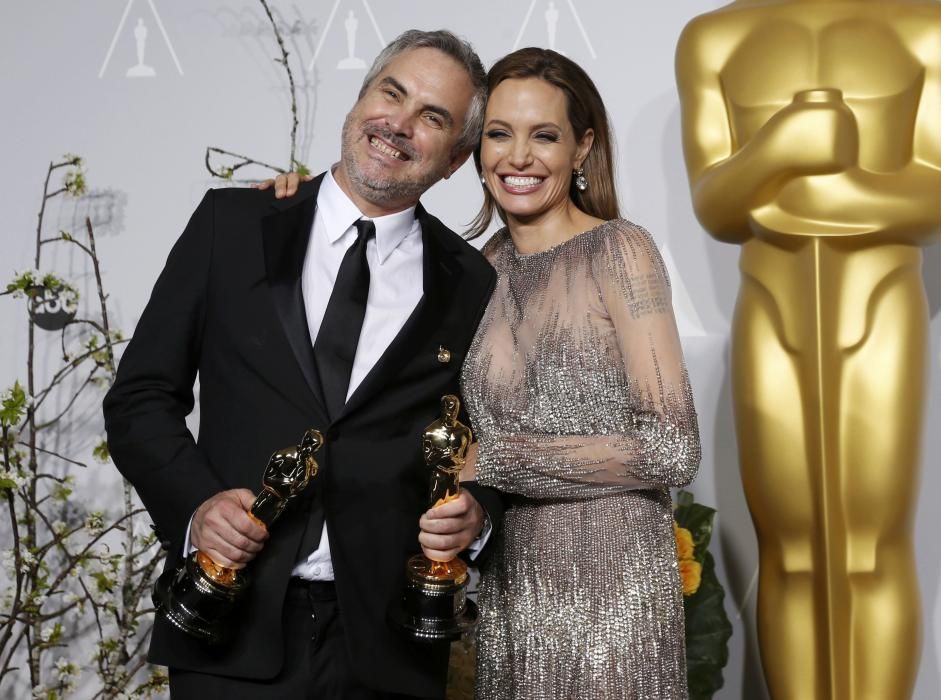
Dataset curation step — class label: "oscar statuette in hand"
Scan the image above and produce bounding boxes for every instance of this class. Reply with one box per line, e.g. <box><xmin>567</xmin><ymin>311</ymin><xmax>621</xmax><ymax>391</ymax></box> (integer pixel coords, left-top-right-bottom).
<box><xmin>153</xmin><ymin>428</ymin><xmax>324</xmax><ymax>644</ymax></box>
<box><xmin>392</xmin><ymin>394</ymin><xmax>479</xmax><ymax>641</ymax></box>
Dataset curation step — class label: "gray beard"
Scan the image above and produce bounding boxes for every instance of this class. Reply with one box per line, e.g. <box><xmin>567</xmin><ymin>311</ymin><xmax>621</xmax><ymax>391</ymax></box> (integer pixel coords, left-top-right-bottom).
<box><xmin>340</xmin><ymin>114</ymin><xmax>443</xmax><ymax>207</ymax></box>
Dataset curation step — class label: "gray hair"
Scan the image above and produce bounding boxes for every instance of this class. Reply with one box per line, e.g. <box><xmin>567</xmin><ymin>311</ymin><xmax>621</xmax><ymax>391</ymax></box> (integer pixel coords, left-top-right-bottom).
<box><xmin>359</xmin><ymin>29</ymin><xmax>487</xmax><ymax>156</ymax></box>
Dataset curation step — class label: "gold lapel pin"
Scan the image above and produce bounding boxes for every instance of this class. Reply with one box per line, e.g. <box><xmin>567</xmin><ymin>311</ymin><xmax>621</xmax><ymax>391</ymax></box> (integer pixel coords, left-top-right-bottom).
<box><xmin>437</xmin><ymin>345</ymin><xmax>451</xmax><ymax>363</ymax></box>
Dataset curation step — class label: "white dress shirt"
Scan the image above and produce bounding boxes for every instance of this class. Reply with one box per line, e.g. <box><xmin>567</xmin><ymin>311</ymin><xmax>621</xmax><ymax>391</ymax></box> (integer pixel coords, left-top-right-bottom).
<box><xmin>291</xmin><ymin>168</ymin><xmax>424</xmax><ymax>580</ymax></box>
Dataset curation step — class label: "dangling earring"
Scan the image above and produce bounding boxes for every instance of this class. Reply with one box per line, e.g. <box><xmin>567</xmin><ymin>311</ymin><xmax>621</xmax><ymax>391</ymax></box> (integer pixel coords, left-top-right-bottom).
<box><xmin>480</xmin><ymin>175</ymin><xmax>486</xmax><ymax>185</ymax></box>
<box><xmin>574</xmin><ymin>167</ymin><xmax>588</xmax><ymax>192</ymax></box>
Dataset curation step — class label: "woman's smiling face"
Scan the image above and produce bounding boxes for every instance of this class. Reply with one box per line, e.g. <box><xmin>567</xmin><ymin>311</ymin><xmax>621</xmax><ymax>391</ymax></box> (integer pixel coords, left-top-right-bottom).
<box><xmin>480</xmin><ymin>77</ymin><xmax>593</xmax><ymax>222</ymax></box>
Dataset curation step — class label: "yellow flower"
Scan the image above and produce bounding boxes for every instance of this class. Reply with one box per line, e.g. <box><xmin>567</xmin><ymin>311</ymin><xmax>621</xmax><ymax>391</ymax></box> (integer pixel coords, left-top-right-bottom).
<box><xmin>673</xmin><ymin>521</ymin><xmax>695</xmax><ymax>561</ymax></box>
<box><xmin>679</xmin><ymin>559</ymin><xmax>702</xmax><ymax>597</ymax></box>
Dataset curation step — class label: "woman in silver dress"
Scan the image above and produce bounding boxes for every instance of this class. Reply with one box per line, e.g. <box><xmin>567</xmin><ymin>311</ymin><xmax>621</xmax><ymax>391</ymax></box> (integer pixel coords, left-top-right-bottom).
<box><xmin>460</xmin><ymin>48</ymin><xmax>701</xmax><ymax>699</ymax></box>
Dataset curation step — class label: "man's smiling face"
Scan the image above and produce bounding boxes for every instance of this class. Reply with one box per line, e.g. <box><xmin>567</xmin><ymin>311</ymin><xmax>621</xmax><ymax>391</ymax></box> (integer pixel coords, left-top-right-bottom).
<box><xmin>335</xmin><ymin>47</ymin><xmax>476</xmax><ymax>216</ymax></box>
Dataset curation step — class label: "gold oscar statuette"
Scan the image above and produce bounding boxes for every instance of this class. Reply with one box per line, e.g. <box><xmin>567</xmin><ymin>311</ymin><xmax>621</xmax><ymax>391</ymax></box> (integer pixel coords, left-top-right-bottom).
<box><xmin>676</xmin><ymin>2</ymin><xmax>941</xmax><ymax>696</ymax></box>
<box><xmin>153</xmin><ymin>428</ymin><xmax>324</xmax><ymax>644</ymax></box>
<box><xmin>392</xmin><ymin>394</ymin><xmax>479</xmax><ymax>641</ymax></box>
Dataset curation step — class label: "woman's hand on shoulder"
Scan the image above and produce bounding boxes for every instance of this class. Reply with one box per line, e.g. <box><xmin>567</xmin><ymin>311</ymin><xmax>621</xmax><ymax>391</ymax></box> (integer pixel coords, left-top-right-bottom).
<box><xmin>253</xmin><ymin>171</ymin><xmax>312</xmax><ymax>199</ymax></box>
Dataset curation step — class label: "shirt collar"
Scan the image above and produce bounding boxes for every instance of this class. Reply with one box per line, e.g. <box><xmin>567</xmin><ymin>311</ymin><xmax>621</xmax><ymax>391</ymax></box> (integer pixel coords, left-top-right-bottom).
<box><xmin>318</xmin><ymin>167</ymin><xmax>419</xmax><ymax>265</ymax></box>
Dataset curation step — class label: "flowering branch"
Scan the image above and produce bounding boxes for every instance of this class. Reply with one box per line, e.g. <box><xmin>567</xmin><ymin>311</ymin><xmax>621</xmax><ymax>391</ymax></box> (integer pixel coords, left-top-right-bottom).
<box><xmin>203</xmin><ymin>0</ymin><xmax>310</xmax><ymax>182</ymax></box>
<box><xmin>1</xmin><ymin>155</ymin><xmax>165</xmax><ymax>699</ymax></box>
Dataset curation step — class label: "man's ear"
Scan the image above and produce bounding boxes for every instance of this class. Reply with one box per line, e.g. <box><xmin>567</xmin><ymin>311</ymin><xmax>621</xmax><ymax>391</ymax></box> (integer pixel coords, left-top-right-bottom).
<box><xmin>444</xmin><ymin>149</ymin><xmax>473</xmax><ymax>180</ymax></box>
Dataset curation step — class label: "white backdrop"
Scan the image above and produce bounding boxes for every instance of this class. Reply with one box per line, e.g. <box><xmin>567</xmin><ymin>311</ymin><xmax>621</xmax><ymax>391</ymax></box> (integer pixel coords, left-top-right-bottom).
<box><xmin>1</xmin><ymin>2</ymin><xmax>939</xmax><ymax>697</ymax></box>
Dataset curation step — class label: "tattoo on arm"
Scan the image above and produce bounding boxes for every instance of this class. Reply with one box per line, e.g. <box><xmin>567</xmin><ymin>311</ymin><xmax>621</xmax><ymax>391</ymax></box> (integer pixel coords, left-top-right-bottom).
<box><xmin>627</xmin><ymin>272</ymin><xmax>668</xmax><ymax>319</ymax></box>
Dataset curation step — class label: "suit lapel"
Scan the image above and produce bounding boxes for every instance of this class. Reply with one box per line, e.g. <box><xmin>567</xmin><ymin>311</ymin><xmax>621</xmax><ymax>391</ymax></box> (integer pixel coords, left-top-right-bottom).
<box><xmin>340</xmin><ymin>204</ymin><xmax>462</xmax><ymax>419</ymax></box>
<box><xmin>262</xmin><ymin>175</ymin><xmax>328</xmax><ymax>418</ymax></box>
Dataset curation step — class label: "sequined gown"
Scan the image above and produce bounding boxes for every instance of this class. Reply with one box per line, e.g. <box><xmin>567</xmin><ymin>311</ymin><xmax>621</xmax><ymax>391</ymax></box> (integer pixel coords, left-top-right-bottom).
<box><xmin>461</xmin><ymin>219</ymin><xmax>700</xmax><ymax>699</ymax></box>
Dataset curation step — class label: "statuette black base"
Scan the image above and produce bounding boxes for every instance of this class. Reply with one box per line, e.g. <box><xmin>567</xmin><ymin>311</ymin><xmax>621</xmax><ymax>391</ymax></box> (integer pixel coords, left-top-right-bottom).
<box><xmin>391</xmin><ymin>555</ymin><xmax>479</xmax><ymax>642</ymax></box>
<box><xmin>153</xmin><ymin>554</ymin><xmax>247</xmax><ymax>645</ymax></box>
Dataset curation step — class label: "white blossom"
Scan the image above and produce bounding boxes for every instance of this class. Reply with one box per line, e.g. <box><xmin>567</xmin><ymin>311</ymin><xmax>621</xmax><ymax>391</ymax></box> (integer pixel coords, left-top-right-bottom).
<box><xmin>55</xmin><ymin>656</ymin><xmax>80</xmax><ymax>682</ymax></box>
<box><xmin>84</xmin><ymin>511</ymin><xmax>105</xmax><ymax>536</ymax></box>
<box><xmin>0</xmin><ymin>469</ymin><xmax>25</xmax><ymax>488</ymax></box>
<box><xmin>19</xmin><ymin>549</ymin><xmax>36</xmax><ymax>566</ymax></box>
<box><xmin>10</xmin><ymin>268</ymin><xmax>40</xmax><ymax>298</ymax></box>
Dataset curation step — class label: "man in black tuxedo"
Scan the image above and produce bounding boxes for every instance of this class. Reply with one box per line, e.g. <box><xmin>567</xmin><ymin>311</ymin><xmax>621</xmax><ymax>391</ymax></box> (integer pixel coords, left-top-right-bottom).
<box><xmin>103</xmin><ymin>29</ymin><xmax>500</xmax><ymax>699</ymax></box>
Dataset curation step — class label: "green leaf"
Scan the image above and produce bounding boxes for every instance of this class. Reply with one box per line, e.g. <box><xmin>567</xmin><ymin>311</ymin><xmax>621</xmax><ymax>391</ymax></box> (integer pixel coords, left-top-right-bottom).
<box><xmin>0</xmin><ymin>381</ymin><xmax>27</xmax><ymax>427</ymax></box>
<box><xmin>64</xmin><ymin>168</ymin><xmax>87</xmax><ymax>195</ymax></box>
<box><xmin>675</xmin><ymin>490</ymin><xmax>732</xmax><ymax>699</ymax></box>
<box><xmin>42</xmin><ymin>273</ymin><xmax>62</xmax><ymax>290</ymax></box>
<box><xmin>293</xmin><ymin>160</ymin><xmax>311</xmax><ymax>178</ymax></box>
<box><xmin>6</xmin><ymin>270</ymin><xmax>37</xmax><ymax>295</ymax></box>
<box><xmin>91</xmin><ymin>570</ymin><xmax>114</xmax><ymax>593</ymax></box>
<box><xmin>684</xmin><ymin>551</ymin><xmax>733</xmax><ymax>699</ymax></box>
<box><xmin>91</xmin><ymin>348</ymin><xmax>112</xmax><ymax>368</ymax></box>
<box><xmin>92</xmin><ymin>440</ymin><xmax>110</xmax><ymax>463</ymax></box>
<box><xmin>42</xmin><ymin>622</ymin><xmax>64</xmax><ymax>647</ymax></box>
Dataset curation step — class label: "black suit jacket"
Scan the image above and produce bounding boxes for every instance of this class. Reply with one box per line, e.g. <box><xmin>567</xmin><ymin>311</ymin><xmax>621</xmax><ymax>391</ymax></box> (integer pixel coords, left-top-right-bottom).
<box><xmin>103</xmin><ymin>174</ymin><xmax>500</xmax><ymax>697</ymax></box>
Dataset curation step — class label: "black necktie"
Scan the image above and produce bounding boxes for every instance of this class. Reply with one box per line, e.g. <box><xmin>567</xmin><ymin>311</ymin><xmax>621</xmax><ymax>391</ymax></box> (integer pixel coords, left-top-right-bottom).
<box><xmin>314</xmin><ymin>219</ymin><xmax>375</xmax><ymax>419</ymax></box>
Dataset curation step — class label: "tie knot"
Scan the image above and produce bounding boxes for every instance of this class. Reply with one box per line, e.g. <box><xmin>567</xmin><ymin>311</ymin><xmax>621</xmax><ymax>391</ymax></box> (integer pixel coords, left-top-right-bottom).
<box><xmin>354</xmin><ymin>219</ymin><xmax>376</xmax><ymax>242</ymax></box>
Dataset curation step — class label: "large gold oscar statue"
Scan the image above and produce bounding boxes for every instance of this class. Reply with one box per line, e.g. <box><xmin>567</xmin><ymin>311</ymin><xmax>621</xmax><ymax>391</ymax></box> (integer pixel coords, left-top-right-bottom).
<box><xmin>676</xmin><ymin>2</ymin><xmax>941</xmax><ymax>697</ymax></box>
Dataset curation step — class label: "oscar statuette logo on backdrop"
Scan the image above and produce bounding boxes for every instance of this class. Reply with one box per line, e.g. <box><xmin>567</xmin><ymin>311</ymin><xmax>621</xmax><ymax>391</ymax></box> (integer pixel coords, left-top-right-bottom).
<box><xmin>98</xmin><ymin>0</ymin><xmax>184</xmax><ymax>78</ymax></box>
<box><xmin>307</xmin><ymin>0</ymin><xmax>385</xmax><ymax>73</ymax></box>
<box><xmin>511</xmin><ymin>0</ymin><xmax>597</xmax><ymax>59</ymax></box>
